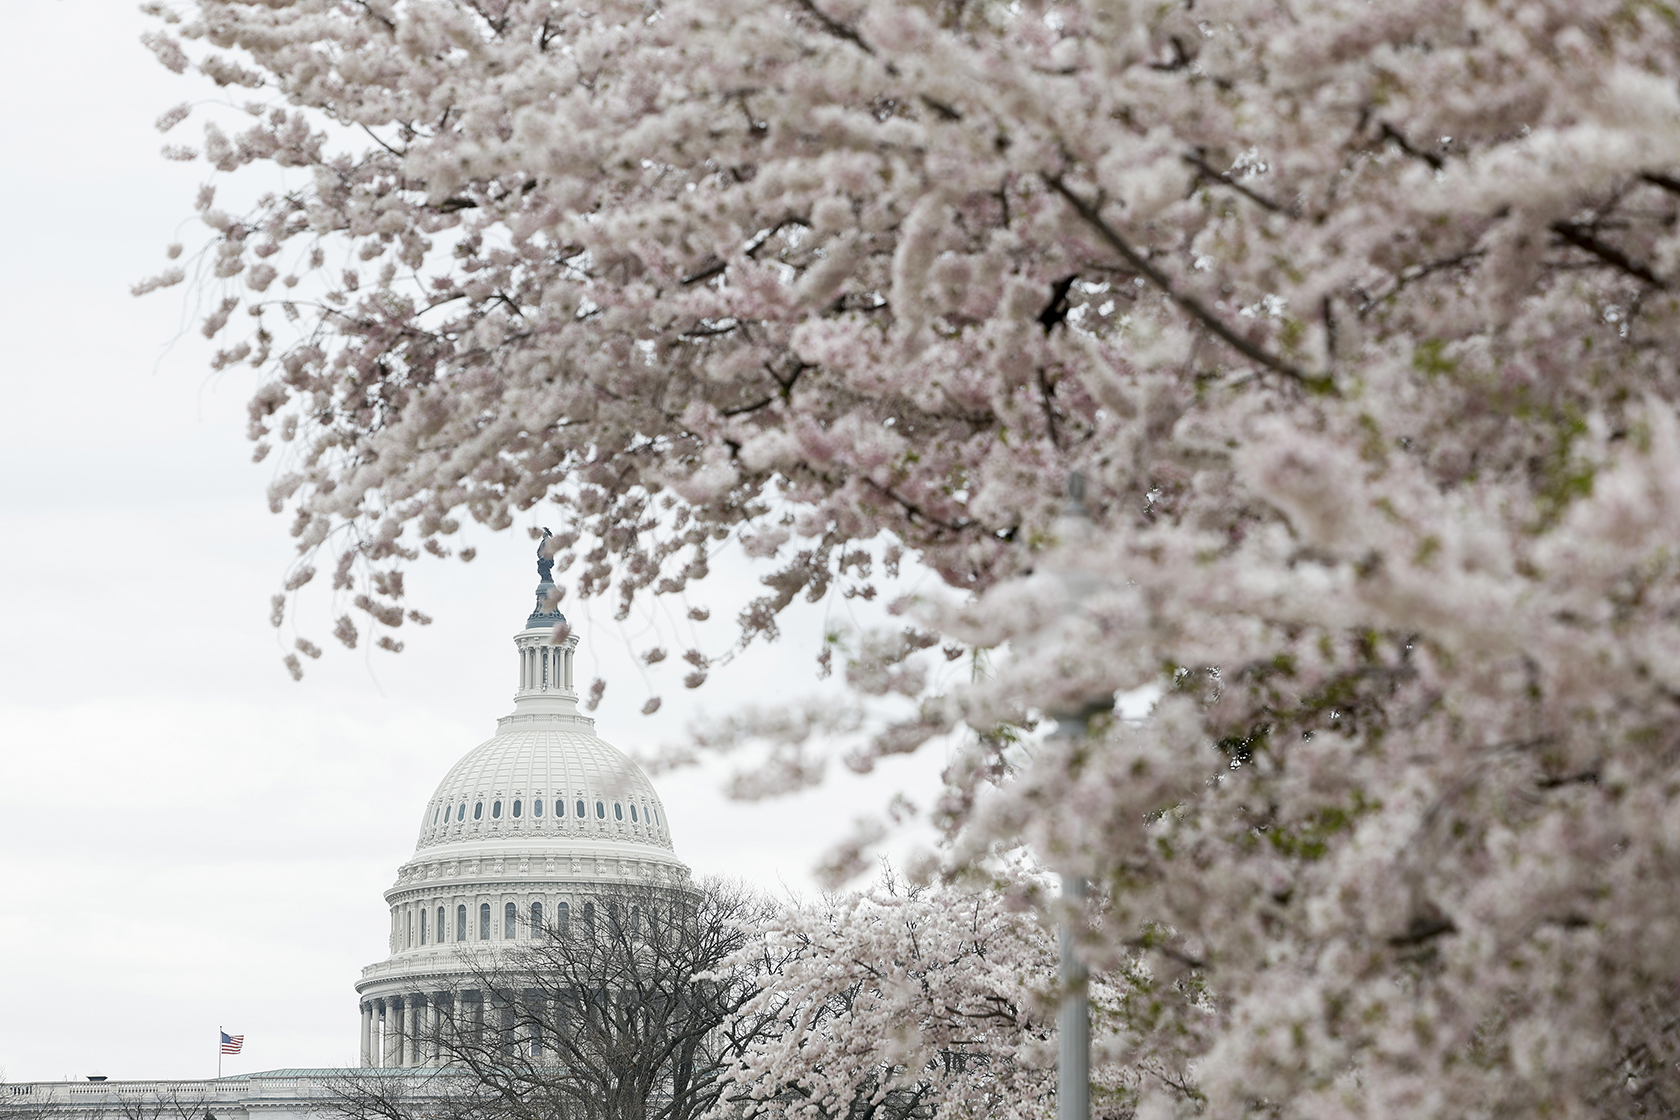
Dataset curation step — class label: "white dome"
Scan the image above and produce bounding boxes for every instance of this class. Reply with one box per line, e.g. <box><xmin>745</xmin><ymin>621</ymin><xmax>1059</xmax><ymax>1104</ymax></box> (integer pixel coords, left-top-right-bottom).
<box><xmin>356</xmin><ymin>562</ymin><xmax>692</xmax><ymax>1040</ymax></box>
<box><xmin>415</xmin><ymin>722</ymin><xmax>675</xmax><ymax>853</ymax></box>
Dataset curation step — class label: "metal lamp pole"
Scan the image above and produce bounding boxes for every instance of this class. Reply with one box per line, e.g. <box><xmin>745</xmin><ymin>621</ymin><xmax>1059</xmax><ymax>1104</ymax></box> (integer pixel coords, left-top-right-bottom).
<box><xmin>1048</xmin><ymin>698</ymin><xmax>1107</xmax><ymax>1120</ymax></box>
<box><xmin>1043</xmin><ymin>472</ymin><xmax>1103</xmax><ymax>1120</ymax></box>
<box><xmin>1057</xmin><ymin>865</ymin><xmax>1091</xmax><ymax>1120</ymax></box>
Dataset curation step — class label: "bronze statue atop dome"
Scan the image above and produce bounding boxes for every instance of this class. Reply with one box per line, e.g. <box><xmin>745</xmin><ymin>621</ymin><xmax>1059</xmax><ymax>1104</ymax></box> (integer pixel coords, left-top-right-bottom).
<box><xmin>537</xmin><ymin>526</ymin><xmax>554</xmax><ymax>583</ymax></box>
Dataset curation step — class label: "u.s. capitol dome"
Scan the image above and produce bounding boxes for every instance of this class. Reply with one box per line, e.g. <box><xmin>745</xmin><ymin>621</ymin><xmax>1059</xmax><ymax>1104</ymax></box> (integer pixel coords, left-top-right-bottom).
<box><xmin>353</xmin><ymin>549</ymin><xmax>689</xmax><ymax>1067</ymax></box>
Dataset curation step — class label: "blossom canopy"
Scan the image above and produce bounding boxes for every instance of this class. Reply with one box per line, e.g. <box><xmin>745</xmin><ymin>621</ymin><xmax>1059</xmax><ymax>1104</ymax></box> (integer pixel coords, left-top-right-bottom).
<box><xmin>144</xmin><ymin>0</ymin><xmax>1680</xmax><ymax>1115</ymax></box>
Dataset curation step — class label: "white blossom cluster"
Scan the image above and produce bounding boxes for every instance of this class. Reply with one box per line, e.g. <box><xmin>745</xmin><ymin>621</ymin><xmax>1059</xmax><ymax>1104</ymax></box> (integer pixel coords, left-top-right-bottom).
<box><xmin>143</xmin><ymin>0</ymin><xmax>1680</xmax><ymax>1113</ymax></box>
<box><xmin>716</xmin><ymin>877</ymin><xmax>1175</xmax><ymax>1120</ymax></box>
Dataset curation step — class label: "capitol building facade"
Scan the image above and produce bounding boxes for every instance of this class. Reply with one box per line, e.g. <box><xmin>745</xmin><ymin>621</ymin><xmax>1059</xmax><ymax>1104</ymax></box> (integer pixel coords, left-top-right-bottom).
<box><xmin>4</xmin><ymin>556</ymin><xmax>690</xmax><ymax>1117</ymax></box>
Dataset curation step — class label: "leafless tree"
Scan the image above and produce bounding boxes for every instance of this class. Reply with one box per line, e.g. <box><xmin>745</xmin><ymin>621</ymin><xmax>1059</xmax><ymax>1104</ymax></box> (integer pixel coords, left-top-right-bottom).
<box><xmin>330</xmin><ymin>878</ymin><xmax>780</xmax><ymax>1120</ymax></box>
<box><xmin>0</xmin><ymin>1083</ymin><xmax>63</xmax><ymax>1120</ymax></box>
<box><xmin>116</xmin><ymin>1086</ymin><xmax>213</xmax><ymax>1120</ymax></box>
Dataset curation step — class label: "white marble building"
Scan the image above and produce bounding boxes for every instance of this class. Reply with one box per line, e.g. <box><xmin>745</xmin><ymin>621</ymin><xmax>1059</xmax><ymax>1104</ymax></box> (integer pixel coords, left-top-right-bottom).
<box><xmin>3</xmin><ymin>557</ymin><xmax>689</xmax><ymax>1116</ymax></box>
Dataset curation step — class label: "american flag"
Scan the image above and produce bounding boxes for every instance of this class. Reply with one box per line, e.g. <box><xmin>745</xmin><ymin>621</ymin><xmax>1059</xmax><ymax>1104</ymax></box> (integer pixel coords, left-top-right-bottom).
<box><xmin>220</xmin><ymin>1032</ymin><xmax>244</xmax><ymax>1055</ymax></box>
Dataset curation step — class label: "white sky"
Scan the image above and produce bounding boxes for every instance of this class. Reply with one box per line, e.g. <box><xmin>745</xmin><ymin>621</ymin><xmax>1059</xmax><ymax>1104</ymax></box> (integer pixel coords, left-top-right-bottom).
<box><xmin>0</xmin><ymin>3</ymin><xmax>949</xmax><ymax>1083</ymax></box>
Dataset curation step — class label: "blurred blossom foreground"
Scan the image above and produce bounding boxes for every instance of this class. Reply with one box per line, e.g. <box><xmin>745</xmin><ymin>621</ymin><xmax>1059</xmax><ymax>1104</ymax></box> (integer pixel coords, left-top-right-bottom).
<box><xmin>127</xmin><ymin>0</ymin><xmax>1680</xmax><ymax>1115</ymax></box>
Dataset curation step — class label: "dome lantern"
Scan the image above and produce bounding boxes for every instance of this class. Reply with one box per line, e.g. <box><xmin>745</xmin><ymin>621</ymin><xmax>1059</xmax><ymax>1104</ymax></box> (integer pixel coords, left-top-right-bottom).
<box><xmin>512</xmin><ymin>528</ymin><xmax>580</xmax><ymax>718</ymax></box>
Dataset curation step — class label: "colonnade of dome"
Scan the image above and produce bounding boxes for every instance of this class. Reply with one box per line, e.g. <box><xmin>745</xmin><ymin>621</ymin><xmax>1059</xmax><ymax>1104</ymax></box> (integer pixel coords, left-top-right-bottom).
<box><xmin>353</xmin><ymin>561</ymin><xmax>690</xmax><ymax>1068</ymax></box>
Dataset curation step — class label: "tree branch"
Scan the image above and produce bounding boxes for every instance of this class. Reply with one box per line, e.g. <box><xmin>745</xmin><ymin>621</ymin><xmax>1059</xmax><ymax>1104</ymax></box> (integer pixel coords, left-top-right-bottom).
<box><xmin>1377</xmin><ymin>121</ymin><xmax>1444</xmax><ymax>170</ymax></box>
<box><xmin>1550</xmin><ymin>221</ymin><xmax>1667</xmax><ymax>288</ymax></box>
<box><xmin>1640</xmin><ymin>171</ymin><xmax>1680</xmax><ymax>198</ymax></box>
<box><xmin>1182</xmin><ymin>152</ymin><xmax>1290</xmax><ymax>215</ymax></box>
<box><xmin>1044</xmin><ymin>174</ymin><xmax>1328</xmax><ymax>390</ymax></box>
<box><xmin>791</xmin><ymin>0</ymin><xmax>874</xmax><ymax>55</ymax></box>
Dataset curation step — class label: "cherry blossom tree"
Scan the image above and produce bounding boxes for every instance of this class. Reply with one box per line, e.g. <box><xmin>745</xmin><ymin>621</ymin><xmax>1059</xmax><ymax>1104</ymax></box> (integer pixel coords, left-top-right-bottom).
<box><xmin>713</xmin><ymin>875</ymin><xmax>1187</xmax><ymax>1120</ymax></box>
<box><xmin>141</xmin><ymin>0</ymin><xmax>1680</xmax><ymax>1114</ymax></box>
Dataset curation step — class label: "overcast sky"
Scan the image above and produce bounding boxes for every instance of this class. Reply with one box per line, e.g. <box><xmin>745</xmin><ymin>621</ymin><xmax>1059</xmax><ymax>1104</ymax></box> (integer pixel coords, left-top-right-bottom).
<box><xmin>0</xmin><ymin>3</ymin><xmax>947</xmax><ymax>1083</ymax></box>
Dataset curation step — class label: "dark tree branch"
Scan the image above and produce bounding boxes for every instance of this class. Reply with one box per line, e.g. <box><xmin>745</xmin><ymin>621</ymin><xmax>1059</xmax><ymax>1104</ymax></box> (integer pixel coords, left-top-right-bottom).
<box><xmin>1182</xmin><ymin>152</ymin><xmax>1290</xmax><ymax>214</ymax></box>
<box><xmin>1389</xmin><ymin>911</ymin><xmax>1457</xmax><ymax>947</ymax></box>
<box><xmin>1640</xmin><ymin>171</ymin><xmax>1680</xmax><ymax>198</ymax></box>
<box><xmin>920</xmin><ymin>96</ymin><xmax>961</xmax><ymax>121</ymax></box>
<box><xmin>791</xmin><ymin>0</ymin><xmax>874</xmax><ymax>55</ymax></box>
<box><xmin>1036</xmin><ymin>367</ymin><xmax>1062</xmax><ymax>450</ymax></box>
<box><xmin>860</xmin><ymin>478</ymin><xmax>972</xmax><ymax>534</ymax></box>
<box><xmin>1045</xmin><ymin>174</ymin><xmax>1329</xmax><ymax>390</ymax></box>
<box><xmin>682</xmin><ymin>259</ymin><xmax>727</xmax><ymax>286</ymax></box>
<box><xmin>721</xmin><ymin>396</ymin><xmax>776</xmax><ymax>417</ymax></box>
<box><xmin>1377</xmin><ymin>122</ymin><xmax>1444</xmax><ymax>170</ymax></box>
<box><xmin>1550</xmin><ymin>221</ymin><xmax>1668</xmax><ymax>288</ymax></box>
<box><xmin>1037</xmin><ymin>274</ymin><xmax>1078</xmax><ymax>333</ymax></box>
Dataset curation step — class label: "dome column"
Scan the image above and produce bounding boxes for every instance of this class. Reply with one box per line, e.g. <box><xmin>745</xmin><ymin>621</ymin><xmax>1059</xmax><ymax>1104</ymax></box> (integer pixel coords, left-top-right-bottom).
<box><xmin>434</xmin><ymin>992</ymin><xmax>450</xmax><ymax>1065</ymax></box>
<box><xmin>524</xmin><ymin>988</ymin><xmax>545</xmax><ymax>1058</ymax></box>
<box><xmin>359</xmin><ymin>1002</ymin><xmax>373</xmax><ymax>1068</ymax></box>
<box><xmin>398</xmin><ymin>996</ymin><xmax>414</xmax><ymax>1067</ymax></box>
<box><xmin>396</xmin><ymin>994</ymin><xmax>411</xmax><ymax>1067</ymax></box>
<box><xmin>382</xmin><ymin>998</ymin><xmax>400</xmax><ymax>1067</ymax></box>
<box><xmin>426</xmin><ymin>993</ymin><xmax>443</xmax><ymax>1066</ymax></box>
<box><xmin>404</xmin><ymin>993</ymin><xmax>424</xmax><ymax>1067</ymax></box>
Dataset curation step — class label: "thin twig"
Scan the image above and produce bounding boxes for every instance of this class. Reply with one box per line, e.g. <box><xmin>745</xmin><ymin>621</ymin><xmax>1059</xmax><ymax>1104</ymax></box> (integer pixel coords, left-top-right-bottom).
<box><xmin>682</xmin><ymin>259</ymin><xmax>727</xmax><ymax>286</ymax></box>
<box><xmin>1182</xmin><ymin>152</ymin><xmax>1290</xmax><ymax>215</ymax></box>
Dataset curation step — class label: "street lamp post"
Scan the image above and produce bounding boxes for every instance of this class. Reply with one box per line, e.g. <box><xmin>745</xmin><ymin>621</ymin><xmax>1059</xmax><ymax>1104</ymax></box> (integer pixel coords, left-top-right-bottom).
<box><xmin>1056</xmin><ymin>871</ymin><xmax>1090</xmax><ymax>1120</ymax></box>
<box><xmin>1042</xmin><ymin>472</ymin><xmax>1106</xmax><ymax>1120</ymax></box>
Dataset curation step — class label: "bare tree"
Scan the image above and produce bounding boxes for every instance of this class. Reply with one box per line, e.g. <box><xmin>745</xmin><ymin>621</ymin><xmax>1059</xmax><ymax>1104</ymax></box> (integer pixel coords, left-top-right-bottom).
<box><xmin>117</xmin><ymin>1086</ymin><xmax>213</xmax><ymax>1120</ymax></box>
<box><xmin>0</xmin><ymin>1083</ymin><xmax>66</xmax><ymax>1120</ymax></box>
<box><xmin>0</xmin><ymin>1082</ymin><xmax>217</xmax><ymax>1120</ymax></box>
<box><xmin>331</xmin><ymin>878</ymin><xmax>779</xmax><ymax>1120</ymax></box>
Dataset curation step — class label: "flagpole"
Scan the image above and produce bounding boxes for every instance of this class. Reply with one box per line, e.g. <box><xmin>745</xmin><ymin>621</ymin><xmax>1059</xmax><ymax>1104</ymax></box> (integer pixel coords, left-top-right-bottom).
<box><xmin>218</xmin><ymin>1026</ymin><xmax>222</xmax><ymax>1080</ymax></box>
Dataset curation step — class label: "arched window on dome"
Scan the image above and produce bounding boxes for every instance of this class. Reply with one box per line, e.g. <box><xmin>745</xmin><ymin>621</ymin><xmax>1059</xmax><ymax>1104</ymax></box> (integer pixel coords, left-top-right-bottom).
<box><xmin>505</xmin><ymin>902</ymin><xmax>517</xmax><ymax>939</ymax></box>
<box><xmin>492</xmin><ymin>800</ymin><xmax>502</xmax><ymax>819</ymax></box>
<box><xmin>473</xmin><ymin>802</ymin><xmax>483</xmax><ymax>821</ymax></box>
<box><xmin>596</xmin><ymin>801</ymin><xmax>605</xmax><ymax>819</ymax></box>
<box><xmin>576</xmin><ymin>799</ymin><xmax>586</xmax><ymax>819</ymax></box>
<box><xmin>534</xmin><ymin>799</ymin><xmax>543</xmax><ymax>817</ymax></box>
<box><xmin>531</xmin><ymin>901</ymin><xmax>543</xmax><ymax>935</ymax></box>
<box><xmin>630</xmin><ymin>805</ymin><xmax>638</xmax><ymax>822</ymax></box>
<box><xmin>631</xmin><ymin>906</ymin><xmax>641</xmax><ymax>934</ymax></box>
<box><xmin>479</xmin><ymin>903</ymin><xmax>491</xmax><ymax>940</ymax></box>
<box><xmin>432</xmin><ymin>806</ymin><xmax>441</xmax><ymax>825</ymax></box>
<box><xmin>457</xmin><ymin>803</ymin><xmax>466</xmax><ymax>822</ymax></box>
<box><xmin>420</xmin><ymin>908</ymin><xmax>428</xmax><ymax>945</ymax></box>
<box><xmin>407</xmin><ymin>909</ymin><xmax>414</xmax><ymax>947</ymax></box>
<box><xmin>614</xmin><ymin>803</ymin><xmax>623</xmax><ymax>821</ymax></box>
<box><xmin>438</xmin><ymin>906</ymin><xmax>446</xmax><ymax>943</ymax></box>
<box><xmin>457</xmin><ymin>904</ymin><xmax>466</xmax><ymax>941</ymax></box>
<box><xmin>583</xmin><ymin>901</ymin><xmax>595</xmax><ymax>934</ymax></box>
<box><xmin>512</xmin><ymin>799</ymin><xmax>522</xmax><ymax>818</ymax></box>
<box><xmin>556</xmin><ymin>901</ymin><xmax>569</xmax><ymax>934</ymax></box>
